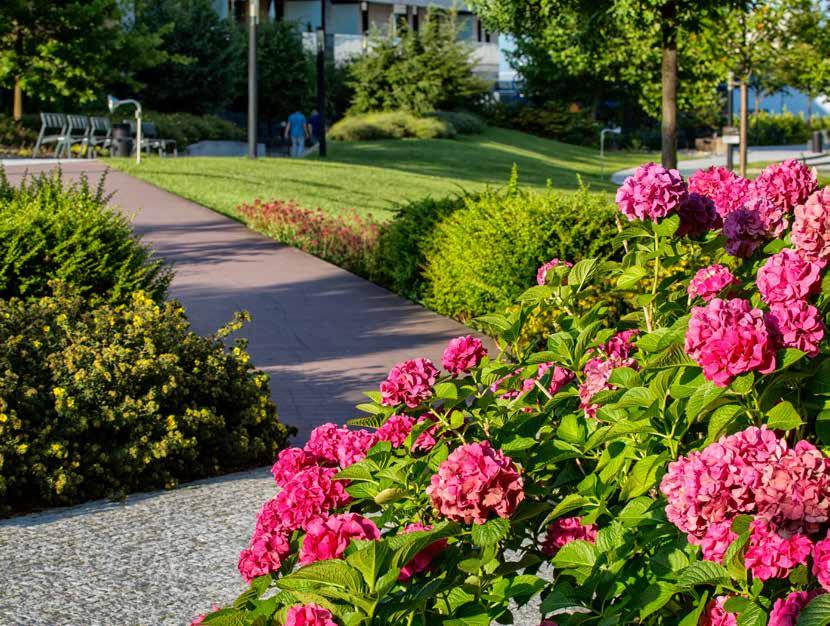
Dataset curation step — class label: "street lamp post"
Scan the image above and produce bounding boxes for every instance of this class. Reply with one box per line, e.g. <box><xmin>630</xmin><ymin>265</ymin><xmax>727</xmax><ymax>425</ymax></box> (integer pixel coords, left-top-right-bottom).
<box><xmin>316</xmin><ymin>11</ymin><xmax>328</xmax><ymax>157</ymax></box>
<box><xmin>107</xmin><ymin>94</ymin><xmax>142</xmax><ymax>165</ymax></box>
<box><xmin>248</xmin><ymin>0</ymin><xmax>258</xmax><ymax>159</ymax></box>
<box><xmin>600</xmin><ymin>126</ymin><xmax>622</xmax><ymax>178</ymax></box>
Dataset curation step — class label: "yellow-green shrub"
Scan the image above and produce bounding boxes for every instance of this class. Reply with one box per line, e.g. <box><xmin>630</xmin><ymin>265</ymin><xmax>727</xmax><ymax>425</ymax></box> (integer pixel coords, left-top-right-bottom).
<box><xmin>329</xmin><ymin>111</ymin><xmax>455</xmax><ymax>141</ymax></box>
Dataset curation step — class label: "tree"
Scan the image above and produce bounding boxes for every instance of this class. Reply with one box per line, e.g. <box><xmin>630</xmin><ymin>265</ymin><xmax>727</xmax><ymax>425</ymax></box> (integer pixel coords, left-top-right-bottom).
<box><xmin>0</xmin><ymin>0</ymin><xmax>167</xmax><ymax>118</ymax></box>
<box><xmin>469</xmin><ymin>0</ymin><xmax>729</xmax><ymax>168</ymax></box>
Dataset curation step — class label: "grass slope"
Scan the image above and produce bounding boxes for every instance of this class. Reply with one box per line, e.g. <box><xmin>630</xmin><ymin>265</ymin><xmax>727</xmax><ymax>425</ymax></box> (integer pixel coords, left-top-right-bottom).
<box><xmin>109</xmin><ymin>127</ymin><xmax>652</xmax><ymax>221</ymax></box>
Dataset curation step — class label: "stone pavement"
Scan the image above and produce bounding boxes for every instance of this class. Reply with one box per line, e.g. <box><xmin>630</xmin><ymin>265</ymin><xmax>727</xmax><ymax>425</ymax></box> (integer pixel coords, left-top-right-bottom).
<box><xmin>0</xmin><ymin>161</ymin><xmax>528</xmax><ymax>626</ymax></box>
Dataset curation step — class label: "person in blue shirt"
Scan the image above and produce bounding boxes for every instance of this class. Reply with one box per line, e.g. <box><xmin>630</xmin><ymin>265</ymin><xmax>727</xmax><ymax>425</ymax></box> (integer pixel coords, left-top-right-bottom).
<box><xmin>284</xmin><ymin>110</ymin><xmax>309</xmax><ymax>158</ymax></box>
<box><xmin>308</xmin><ymin>109</ymin><xmax>322</xmax><ymax>144</ymax></box>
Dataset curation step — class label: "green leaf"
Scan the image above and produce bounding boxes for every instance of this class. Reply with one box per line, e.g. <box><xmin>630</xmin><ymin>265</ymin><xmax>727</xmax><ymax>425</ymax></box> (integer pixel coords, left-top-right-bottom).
<box><xmin>808</xmin><ymin>360</ymin><xmax>830</xmax><ymax>395</ymax></box>
<box><xmin>738</xmin><ymin>602</ymin><xmax>768</xmax><ymax>626</ymax></box>
<box><xmin>276</xmin><ymin>560</ymin><xmax>365</xmax><ymax>593</ymax></box>
<box><xmin>547</xmin><ymin>494</ymin><xmax>589</xmax><ymax>520</ymax></box>
<box><xmin>731</xmin><ymin>373</ymin><xmax>754</xmax><ymax>395</ymax></box>
<box><xmin>797</xmin><ymin>593</ymin><xmax>830</xmax><ymax>625</ymax></box>
<box><xmin>766</xmin><ymin>400</ymin><xmax>804</xmax><ymax>431</ymax></box>
<box><xmin>776</xmin><ymin>348</ymin><xmax>806</xmax><ymax>372</ymax></box>
<box><xmin>471</xmin><ymin>518</ymin><xmax>510</xmax><ymax>547</ymax></box>
<box><xmin>567</xmin><ymin>258</ymin><xmax>600</xmax><ymax>293</ymax></box>
<box><xmin>434</xmin><ymin>381</ymin><xmax>459</xmax><ymax>400</ymax></box>
<box><xmin>617</xmin><ymin>265</ymin><xmax>649</xmax><ymax>289</ymax></box>
<box><xmin>706</xmin><ymin>404</ymin><xmax>743</xmax><ymax>443</ymax></box>
<box><xmin>518</xmin><ymin>284</ymin><xmax>554</xmax><ymax>303</ymax></box>
<box><xmin>346</xmin><ymin>541</ymin><xmax>391</xmax><ymax>589</ymax></box>
<box><xmin>202</xmin><ymin>609</ymin><xmax>250</xmax><ymax>626</ymax></box>
<box><xmin>551</xmin><ymin>539</ymin><xmax>598</xmax><ymax>570</ymax></box>
<box><xmin>620</xmin><ymin>453</ymin><xmax>668</xmax><ymax>499</ymax></box>
<box><xmin>617</xmin><ymin>497</ymin><xmax>660</xmax><ymax>527</ymax></box>
<box><xmin>638</xmin><ymin>582</ymin><xmax>678</xmax><ymax>620</ymax></box>
<box><xmin>442</xmin><ymin>602</ymin><xmax>491</xmax><ymax>626</ymax></box>
<box><xmin>655</xmin><ymin>213</ymin><xmax>681</xmax><ymax>236</ymax></box>
<box><xmin>686</xmin><ymin>379</ymin><xmax>726</xmax><ymax>420</ymax></box>
<box><xmin>502</xmin><ymin>436</ymin><xmax>537</xmax><ymax>452</ymax></box>
<box><xmin>335</xmin><ymin>462</ymin><xmax>376</xmax><ymax>482</ymax></box>
<box><xmin>676</xmin><ymin>561</ymin><xmax>730</xmax><ymax>589</ymax></box>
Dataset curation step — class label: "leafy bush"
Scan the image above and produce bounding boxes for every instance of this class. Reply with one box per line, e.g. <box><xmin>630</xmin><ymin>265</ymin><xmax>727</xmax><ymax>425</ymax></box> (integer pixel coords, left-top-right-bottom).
<box><xmin>0</xmin><ymin>288</ymin><xmax>293</xmax><ymax>514</ymax></box>
<box><xmin>745</xmin><ymin>111</ymin><xmax>830</xmax><ymax>146</ymax></box>
<box><xmin>0</xmin><ymin>114</ymin><xmax>37</xmax><ymax>147</ymax></box>
<box><xmin>200</xmin><ymin>160</ymin><xmax>830</xmax><ymax>626</ymax></box>
<box><xmin>237</xmin><ymin>199</ymin><xmax>380</xmax><ymax>277</ymax></box>
<box><xmin>329</xmin><ymin>111</ymin><xmax>455</xmax><ymax>141</ymax></box>
<box><xmin>422</xmin><ymin>174</ymin><xmax>619</xmax><ymax>319</ymax></box>
<box><xmin>427</xmin><ymin>111</ymin><xmax>484</xmax><ymax>134</ymax></box>
<box><xmin>0</xmin><ymin>169</ymin><xmax>171</xmax><ymax>303</ymax></box>
<box><xmin>484</xmin><ymin>101</ymin><xmax>600</xmax><ymax>146</ymax></box>
<box><xmin>373</xmin><ymin>195</ymin><xmax>469</xmax><ymax>301</ymax></box>
<box><xmin>144</xmin><ymin>111</ymin><xmax>245</xmax><ymax>148</ymax></box>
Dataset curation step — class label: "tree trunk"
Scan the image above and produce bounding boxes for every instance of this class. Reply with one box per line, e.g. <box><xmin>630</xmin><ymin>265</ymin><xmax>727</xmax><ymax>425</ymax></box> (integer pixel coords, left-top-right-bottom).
<box><xmin>660</xmin><ymin>1</ymin><xmax>678</xmax><ymax>169</ymax></box>
<box><xmin>739</xmin><ymin>79</ymin><xmax>748</xmax><ymax>177</ymax></box>
<box><xmin>807</xmin><ymin>97</ymin><xmax>813</xmax><ymax>125</ymax></box>
<box><xmin>13</xmin><ymin>77</ymin><xmax>22</xmax><ymax>121</ymax></box>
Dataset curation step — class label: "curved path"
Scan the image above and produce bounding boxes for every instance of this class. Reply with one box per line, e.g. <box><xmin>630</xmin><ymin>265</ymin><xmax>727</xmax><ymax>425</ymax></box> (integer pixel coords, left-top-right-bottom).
<box><xmin>0</xmin><ymin>161</ymin><xmax>523</xmax><ymax>625</ymax></box>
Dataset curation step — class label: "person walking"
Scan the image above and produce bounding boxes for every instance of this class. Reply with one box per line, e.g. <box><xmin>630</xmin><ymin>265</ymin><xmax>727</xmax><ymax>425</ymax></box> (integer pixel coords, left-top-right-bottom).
<box><xmin>285</xmin><ymin>109</ymin><xmax>309</xmax><ymax>158</ymax></box>
<box><xmin>308</xmin><ymin>109</ymin><xmax>322</xmax><ymax>145</ymax></box>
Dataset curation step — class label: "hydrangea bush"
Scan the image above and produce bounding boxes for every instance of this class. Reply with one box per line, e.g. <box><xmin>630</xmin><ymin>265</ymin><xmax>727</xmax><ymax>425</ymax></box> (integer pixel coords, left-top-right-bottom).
<box><xmin>201</xmin><ymin>159</ymin><xmax>830</xmax><ymax>626</ymax></box>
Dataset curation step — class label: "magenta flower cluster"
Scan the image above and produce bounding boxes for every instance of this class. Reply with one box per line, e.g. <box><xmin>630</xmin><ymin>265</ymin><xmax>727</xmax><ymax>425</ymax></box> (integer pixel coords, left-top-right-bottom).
<box><xmin>688</xmin><ymin>166</ymin><xmax>752</xmax><ymax>218</ymax></box>
<box><xmin>687</xmin><ymin>264</ymin><xmax>739</xmax><ymax>302</ymax></box>
<box><xmin>536</xmin><ymin>257</ymin><xmax>573</xmax><ymax>286</ymax></box>
<box><xmin>442</xmin><ymin>335</ymin><xmax>488</xmax><ymax>376</ymax></box>
<box><xmin>578</xmin><ymin>330</ymin><xmax>638</xmax><ymax>417</ymax></box>
<box><xmin>284</xmin><ymin>604</ymin><xmax>338</xmax><ymax>626</ymax></box>
<box><xmin>541</xmin><ymin>516</ymin><xmax>598</xmax><ymax>556</ymax></box>
<box><xmin>793</xmin><ymin>187</ymin><xmax>830</xmax><ymax>262</ymax></box>
<box><xmin>380</xmin><ymin>358</ymin><xmax>439</xmax><ymax>407</ymax></box>
<box><xmin>615</xmin><ymin>163</ymin><xmax>688</xmax><ymax>222</ymax></box>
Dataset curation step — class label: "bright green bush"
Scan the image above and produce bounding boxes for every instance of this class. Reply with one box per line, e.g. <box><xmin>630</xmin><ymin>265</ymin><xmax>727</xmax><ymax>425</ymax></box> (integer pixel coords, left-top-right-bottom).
<box><xmin>144</xmin><ymin>111</ymin><xmax>245</xmax><ymax>147</ymax></box>
<box><xmin>422</xmin><ymin>176</ymin><xmax>619</xmax><ymax>319</ymax></box>
<box><xmin>0</xmin><ymin>288</ymin><xmax>293</xmax><ymax>514</ymax></box>
<box><xmin>329</xmin><ymin>111</ymin><xmax>455</xmax><ymax>141</ymax></box>
<box><xmin>745</xmin><ymin>111</ymin><xmax>830</xmax><ymax>146</ymax></box>
<box><xmin>0</xmin><ymin>169</ymin><xmax>171</xmax><ymax>303</ymax></box>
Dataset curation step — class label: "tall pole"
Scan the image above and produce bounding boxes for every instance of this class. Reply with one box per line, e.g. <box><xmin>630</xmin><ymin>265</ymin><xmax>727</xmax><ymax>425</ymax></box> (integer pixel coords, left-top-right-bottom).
<box><xmin>739</xmin><ymin>79</ymin><xmax>748</xmax><ymax>177</ymax></box>
<box><xmin>316</xmin><ymin>0</ymin><xmax>327</xmax><ymax>157</ymax></box>
<box><xmin>726</xmin><ymin>72</ymin><xmax>734</xmax><ymax>172</ymax></box>
<box><xmin>248</xmin><ymin>0</ymin><xmax>258</xmax><ymax>159</ymax></box>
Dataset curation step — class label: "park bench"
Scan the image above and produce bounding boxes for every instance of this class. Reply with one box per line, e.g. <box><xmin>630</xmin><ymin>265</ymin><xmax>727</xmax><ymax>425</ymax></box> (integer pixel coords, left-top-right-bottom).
<box><xmin>55</xmin><ymin>115</ymin><xmax>90</xmax><ymax>158</ymax></box>
<box><xmin>32</xmin><ymin>112</ymin><xmax>67</xmax><ymax>157</ymax></box>
<box><xmin>84</xmin><ymin>116</ymin><xmax>112</xmax><ymax>157</ymax></box>
<box><xmin>124</xmin><ymin>120</ymin><xmax>177</xmax><ymax>157</ymax></box>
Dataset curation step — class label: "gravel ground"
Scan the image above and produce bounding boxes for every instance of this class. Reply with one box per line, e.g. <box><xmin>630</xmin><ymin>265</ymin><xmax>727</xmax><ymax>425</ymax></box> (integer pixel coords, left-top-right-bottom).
<box><xmin>0</xmin><ymin>468</ymin><xmax>546</xmax><ymax>626</ymax></box>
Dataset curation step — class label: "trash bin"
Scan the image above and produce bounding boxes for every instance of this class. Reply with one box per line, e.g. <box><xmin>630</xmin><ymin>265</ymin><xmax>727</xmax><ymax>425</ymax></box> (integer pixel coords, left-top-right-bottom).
<box><xmin>811</xmin><ymin>130</ymin><xmax>823</xmax><ymax>153</ymax></box>
<box><xmin>111</xmin><ymin>124</ymin><xmax>133</xmax><ymax>157</ymax></box>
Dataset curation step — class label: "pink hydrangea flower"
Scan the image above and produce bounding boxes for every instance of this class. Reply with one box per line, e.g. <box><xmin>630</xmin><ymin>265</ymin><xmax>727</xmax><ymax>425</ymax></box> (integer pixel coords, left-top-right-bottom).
<box><xmin>757</xmin><ymin>248</ymin><xmax>824</xmax><ymax>304</ymax></box>
<box><xmin>299</xmin><ymin>513</ymin><xmax>380</xmax><ymax>565</ymax></box>
<box><xmin>304</xmin><ymin>424</ymin><xmax>377</xmax><ymax>468</ymax></box>
<box><xmin>660</xmin><ymin>426</ymin><xmax>787</xmax><ymax>537</ymax></box>
<box><xmin>755</xmin><ymin>440</ymin><xmax>830</xmax><ymax>533</ymax></box>
<box><xmin>237</xmin><ymin>528</ymin><xmax>291</xmax><ymax>582</ymax></box>
<box><xmin>376</xmin><ymin>414</ymin><xmax>415</xmax><ymax>448</ymax></box>
<box><xmin>271</xmin><ymin>447</ymin><xmax>317</xmax><ymax>487</ymax></box>
<box><xmin>768</xmin><ymin>591</ymin><xmax>820</xmax><ymax>626</ymax></box>
<box><xmin>413</xmin><ymin>415</ymin><xmax>441</xmax><ymax>452</ymax></box>
<box><xmin>723</xmin><ymin>205</ymin><xmax>770</xmax><ymax>258</ymax></box>
<box><xmin>690</xmin><ymin>520</ymin><xmax>738</xmax><ymax>563</ymax></box>
<box><xmin>812</xmin><ymin>532</ymin><xmax>830</xmax><ymax>591</ymax></box>
<box><xmin>793</xmin><ymin>187</ymin><xmax>830</xmax><ymax>261</ymax></box>
<box><xmin>688</xmin><ymin>166</ymin><xmax>752</xmax><ymax>217</ymax></box>
<box><xmin>699</xmin><ymin>596</ymin><xmax>738</xmax><ymax>626</ymax></box>
<box><xmin>537</xmin><ymin>257</ymin><xmax>573</xmax><ymax>285</ymax></box>
<box><xmin>537</xmin><ymin>362</ymin><xmax>575</xmax><ymax>395</ymax></box>
<box><xmin>268</xmin><ymin>466</ymin><xmax>351</xmax><ymax>532</ymax></box>
<box><xmin>685</xmin><ymin>298</ymin><xmax>776</xmax><ymax>386</ymax></box>
<box><xmin>284</xmin><ymin>604</ymin><xmax>338</xmax><ymax>626</ymax></box>
<box><xmin>427</xmin><ymin>441</ymin><xmax>524</xmax><ymax>524</ymax></box>
<box><xmin>540</xmin><ymin>621</ymin><xmax>559</xmax><ymax>626</ymax></box>
<box><xmin>397</xmin><ymin>523</ymin><xmax>448</xmax><ymax>581</ymax></box>
<box><xmin>304</xmin><ymin>423</ymin><xmax>344</xmax><ymax>465</ymax></box>
<box><xmin>678</xmin><ymin>192</ymin><xmax>721</xmax><ymax>236</ymax></box>
<box><xmin>578</xmin><ymin>357</ymin><xmax>616</xmax><ymax>418</ymax></box>
<box><xmin>766</xmin><ymin>300</ymin><xmax>825</xmax><ymax>357</ymax></box>
<box><xmin>744</xmin><ymin>519</ymin><xmax>812</xmax><ymax>581</ymax></box>
<box><xmin>600</xmin><ymin>329</ymin><xmax>639</xmax><ymax>360</ymax></box>
<box><xmin>754</xmin><ymin>159</ymin><xmax>818</xmax><ymax>213</ymax></box>
<box><xmin>335</xmin><ymin>429</ymin><xmax>378</xmax><ymax>468</ymax></box>
<box><xmin>688</xmin><ymin>265</ymin><xmax>739</xmax><ymax>302</ymax></box>
<box><xmin>442</xmin><ymin>335</ymin><xmax>488</xmax><ymax>376</ymax></box>
<box><xmin>541</xmin><ymin>516</ymin><xmax>598</xmax><ymax>556</ymax></box>
<box><xmin>616</xmin><ymin>162</ymin><xmax>688</xmax><ymax>222</ymax></box>
<box><xmin>380</xmin><ymin>358</ymin><xmax>438</xmax><ymax>408</ymax></box>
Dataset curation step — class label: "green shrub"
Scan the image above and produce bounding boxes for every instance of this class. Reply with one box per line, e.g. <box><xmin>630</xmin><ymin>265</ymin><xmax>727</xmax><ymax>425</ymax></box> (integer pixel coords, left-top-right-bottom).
<box><xmin>0</xmin><ymin>288</ymin><xmax>293</xmax><ymax>514</ymax></box>
<box><xmin>0</xmin><ymin>115</ymin><xmax>37</xmax><ymax>148</ymax></box>
<box><xmin>747</xmin><ymin>111</ymin><xmax>811</xmax><ymax>145</ymax></box>
<box><xmin>0</xmin><ymin>169</ymin><xmax>171</xmax><ymax>303</ymax></box>
<box><xmin>144</xmin><ymin>111</ymin><xmax>245</xmax><ymax>147</ymax></box>
<box><xmin>428</xmin><ymin>111</ymin><xmax>484</xmax><ymax>134</ymax></box>
<box><xmin>484</xmin><ymin>101</ymin><xmax>600</xmax><ymax>145</ymax></box>
<box><xmin>422</xmin><ymin>176</ymin><xmax>619</xmax><ymax>319</ymax></box>
<box><xmin>374</xmin><ymin>195</ymin><xmax>469</xmax><ymax>300</ymax></box>
<box><xmin>329</xmin><ymin>111</ymin><xmax>455</xmax><ymax>141</ymax></box>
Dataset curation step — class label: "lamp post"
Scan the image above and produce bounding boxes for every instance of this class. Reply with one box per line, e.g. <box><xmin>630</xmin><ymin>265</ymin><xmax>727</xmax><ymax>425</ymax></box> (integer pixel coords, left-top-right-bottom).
<box><xmin>316</xmin><ymin>11</ymin><xmax>327</xmax><ymax>157</ymax></box>
<box><xmin>600</xmin><ymin>126</ymin><xmax>622</xmax><ymax>178</ymax></box>
<box><xmin>248</xmin><ymin>0</ymin><xmax>258</xmax><ymax>159</ymax></box>
<box><xmin>107</xmin><ymin>94</ymin><xmax>142</xmax><ymax>165</ymax></box>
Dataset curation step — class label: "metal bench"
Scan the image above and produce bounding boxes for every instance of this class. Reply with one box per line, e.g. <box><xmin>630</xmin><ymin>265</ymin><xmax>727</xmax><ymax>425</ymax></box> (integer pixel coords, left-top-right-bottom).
<box><xmin>32</xmin><ymin>113</ymin><xmax>67</xmax><ymax>157</ymax></box>
<box><xmin>55</xmin><ymin>115</ymin><xmax>90</xmax><ymax>158</ymax></box>
<box><xmin>84</xmin><ymin>116</ymin><xmax>112</xmax><ymax>157</ymax></box>
<box><xmin>124</xmin><ymin>120</ymin><xmax>177</xmax><ymax>157</ymax></box>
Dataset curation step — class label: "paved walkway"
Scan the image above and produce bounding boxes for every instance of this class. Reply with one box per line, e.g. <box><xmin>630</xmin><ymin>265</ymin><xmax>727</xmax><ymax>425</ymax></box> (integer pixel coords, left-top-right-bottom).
<box><xmin>611</xmin><ymin>144</ymin><xmax>830</xmax><ymax>184</ymax></box>
<box><xmin>0</xmin><ymin>161</ymin><xmax>509</xmax><ymax>626</ymax></box>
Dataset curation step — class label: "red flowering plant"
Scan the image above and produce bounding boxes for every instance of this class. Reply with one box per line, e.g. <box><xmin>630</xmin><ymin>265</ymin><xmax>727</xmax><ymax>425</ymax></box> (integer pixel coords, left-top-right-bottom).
<box><xmin>200</xmin><ymin>160</ymin><xmax>830</xmax><ymax>626</ymax></box>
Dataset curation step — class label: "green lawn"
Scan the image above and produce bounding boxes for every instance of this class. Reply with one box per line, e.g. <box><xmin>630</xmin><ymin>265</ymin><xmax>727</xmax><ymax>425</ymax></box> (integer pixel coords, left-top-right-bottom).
<box><xmin>108</xmin><ymin>127</ymin><xmax>652</xmax><ymax>221</ymax></box>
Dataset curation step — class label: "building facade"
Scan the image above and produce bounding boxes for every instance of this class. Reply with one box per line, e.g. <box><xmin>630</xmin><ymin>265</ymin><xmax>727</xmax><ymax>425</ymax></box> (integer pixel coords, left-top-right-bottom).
<box><xmin>213</xmin><ymin>0</ymin><xmax>499</xmax><ymax>81</ymax></box>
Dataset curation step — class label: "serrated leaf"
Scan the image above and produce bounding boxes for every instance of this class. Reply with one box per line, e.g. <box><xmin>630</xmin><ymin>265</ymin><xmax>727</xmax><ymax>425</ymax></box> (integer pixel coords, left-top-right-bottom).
<box><xmin>550</xmin><ymin>540</ymin><xmax>597</xmax><ymax>570</ymax></box>
<box><xmin>676</xmin><ymin>561</ymin><xmax>729</xmax><ymax>589</ymax></box>
<box><xmin>434</xmin><ymin>381</ymin><xmax>459</xmax><ymax>400</ymax></box>
<box><xmin>655</xmin><ymin>213</ymin><xmax>681</xmax><ymax>236</ymax></box>
<box><xmin>797</xmin><ymin>593</ymin><xmax>830</xmax><ymax>625</ymax></box>
<box><xmin>346</xmin><ymin>541</ymin><xmax>392</xmax><ymax>589</ymax></box>
<box><xmin>567</xmin><ymin>258</ymin><xmax>600</xmax><ymax>293</ymax></box>
<box><xmin>276</xmin><ymin>560</ymin><xmax>365</xmax><ymax>593</ymax></box>
<box><xmin>638</xmin><ymin>582</ymin><xmax>677</xmax><ymax>620</ymax></box>
<box><xmin>731</xmin><ymin>373</ymin><xmax>754</xmax><ymax>395</ymax></box>
<box><xmin>471</xmin><ymin>518</ymin><xmax>510</xmax><ymax>547</ymax></box>
<box><xmin>617</xmin><ymin>265</ymin><xmax>649</xmax><ymax>289</ymax></box>
<box><xmin>737</xmin><ymin>602</ymin><xmax>767</xmax><ymax>626</ymax></box>
<box><xmin>502</xmin><ymin>436</ymin><xmax>537</xmax><ymax>452</ymax></box>
<box><xmin>766</xmin><ymin>400</ymin><xmax>803</xmax><ymax>431</ymax></box>
<box><xmin>547</xmin><ymin>493</ymin><xmax>589</xmax><ymax>520</ymax></box>
<box><xmin>776</xmin><ymin>348</ymin><xmax>806</xmax><ymax>372</ymax></box>
<box><xmin>620</xmin><ymin>453</ymin><xmax>668</xmax><ymax>499</ymax></box>
<box><xmin>706</xmin><ymin>404</ymin><xmax>743</xmax><ymax>443</ymax></box>
<box><xmin>686</xmin><ymin>379</ymin><xmax>726</xmax><ymax>420</ymax></box>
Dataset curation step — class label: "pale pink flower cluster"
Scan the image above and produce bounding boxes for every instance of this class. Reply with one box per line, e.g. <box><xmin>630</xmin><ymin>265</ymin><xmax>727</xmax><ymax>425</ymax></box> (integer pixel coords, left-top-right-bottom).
<box><xmin>376</xmin><ymin>414</ymin><xmax>415</xmax><ymax>448</ymax></box>
<box><xmin>237</xmin><ymin>529</ymin><xmax>292</xmax><ymax>582</ymax></box>
<box><xmin>757</xmin><ymin>249</ymin><xmax>823</xmax><ymax>304</ymax></box>
<box><xmin>299</xmin><ymin>513</ymin><xmax>380</xmax><ymax>565</ymax></box>
<box><xmin>813</xmin><ymin>532</ymin><xmax>830</xmax><ymax>591</ymax></box>
<box><xmin>536</xmin><ymin>257</ymin><xmax>573</xmax><ymax>286</ymax></box>
<box><xmin>412</xmin><ymin>415</ymin><xmax>441</xmax><ymax>451</ymax></box>
<box><xmin>744</xmin><ymin>519</ymin><xmax>813</xmax><ymax>581</ymax></box>
<box><xmin>695</xmin><ymin>521</ymin><xmax>738</xmax><ymax>563</ymax></box>
<box><xmin>767</xmin><ymin>300</ymin><xmax>825</xmax><ymax>357</ymax></box>
<box><xmin>699</xmin><ymin>596</ymin><xmax>737</xmax><ymax>626</ymax></box>
<box><xmin>380</xmin><ymin>358</ymin><xmax>439</xmax><ymax>408</ymax></box>
<box><xmin>677</xmin><ymin>192</ymin><xmax>722</xmax><ymax>237</ymax></box>
<box><xmin>442</xmin><ymin>335</ymin><xmax>488</xmax><ymax>376</ymax></box>
<box><xmin>615</xmin><ymin>162</ymin><xmax>688</xmax><ymax>222</ymax></box>
<box><xmin>397</xmin><ymin>523</ymin><xmax>448</xmax><ymax>581</ymax></box>
<box><xmin>754</xmin><ymin>159</ymin><xmax>818</xmax><ymax>213</ymax></box>
<box><xmin>793</xmin><ymin>187</ymin><xmax>830</xmax><ymax>261</ymax></box>
<box><xmin>578</xmin><ymin>330</ymin><xmax>638</xmax><ymax>417</ymax></box>
<box><xmin>688</xmin><ymin>166</ymin><xmax>751</xmax><ymax>217</ymax></box>
<box><xmin>284</xmin><ymin>603</ymin><xmax>338</xmax><ymax>626</ymax></box>
<box><xmin>687</xmin><ymin>265</ymin><xmax>739</xmax><ymax>302</ymax></box>
<box><xmin>541</xmin><ymin>516</ymin><xmax>598</xmax><ymax>556</ymax></box>
<box><xmin>427</xmin><ymin>441</ymin><xmax>524</xmax><ymax>524</ymax></box>
<box><xmin>684</xmin><ymin>298</ymin><xmax>776</xmax><ymax>386</ymax></box>
<box><xmin>768</xmin><ymin>590</ymin><xmax>819</xmax><ymax>626</ymax></box>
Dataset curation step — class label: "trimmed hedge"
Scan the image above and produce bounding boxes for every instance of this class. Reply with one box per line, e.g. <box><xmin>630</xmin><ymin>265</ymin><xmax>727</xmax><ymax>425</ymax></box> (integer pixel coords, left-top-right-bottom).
<box><xmin>144</xmin><ymin>111</ymin><xmax>245</xmax><ymax>148</ymax></box>
<box><xmin>0</xmin><ymin>288</ymin><xmax>293</xmax><ymax>514</ymax></box>
<box><xmin>422</xmin><ymin>175</ymin><xmax>619</xmax><ymax>319</ymax></box>
<box><xmin>329</xmin><ymin>111</ymin><xmax>456</xmax><ymax>141</ymax></box>
<box><xmin>0</xmin><ymin>169</ymin><xmax>171</xmax><ymax>303</ymax></box>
